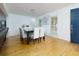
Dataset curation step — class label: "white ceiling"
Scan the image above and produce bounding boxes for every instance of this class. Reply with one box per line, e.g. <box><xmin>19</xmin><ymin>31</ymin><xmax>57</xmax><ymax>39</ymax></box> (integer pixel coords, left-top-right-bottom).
<box><xmin>6</xmin><ymin>3</ymin><xmax>74</xmax><ymax>17</ymax></box>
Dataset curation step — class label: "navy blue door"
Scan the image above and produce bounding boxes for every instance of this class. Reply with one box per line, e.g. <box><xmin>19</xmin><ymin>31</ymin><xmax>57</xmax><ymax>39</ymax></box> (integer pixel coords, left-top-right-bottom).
<box><xmin>71</xmin><ymin>8</ymin><xmax>79</xmax><ymax>43</ymax></box>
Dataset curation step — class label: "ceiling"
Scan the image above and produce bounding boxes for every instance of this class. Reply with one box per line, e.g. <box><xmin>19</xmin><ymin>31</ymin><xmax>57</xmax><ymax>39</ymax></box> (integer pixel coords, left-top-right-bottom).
<box><xmin>6</xmin><ymin>3</ymin><xmax>74</xmax><ymax>17</ymax></box>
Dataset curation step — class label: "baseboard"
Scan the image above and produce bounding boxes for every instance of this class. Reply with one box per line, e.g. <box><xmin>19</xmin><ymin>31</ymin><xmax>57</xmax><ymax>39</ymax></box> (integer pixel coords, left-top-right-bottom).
<box><xmin>7</xmin><ymin>35</ymin><xmax>20</xmax><ymax>39</ymax></box>
<box><xmin>47</xmin><ymin>34</ymin><xmax>70</xmax><ymax>42</ymax></box>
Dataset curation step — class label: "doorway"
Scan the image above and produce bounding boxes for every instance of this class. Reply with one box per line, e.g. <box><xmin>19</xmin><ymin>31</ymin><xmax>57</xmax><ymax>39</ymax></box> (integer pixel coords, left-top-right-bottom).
<box><xmin>71</xmin><ymin>8</ymin><xmax>79</xmax><ymax>44</ymax></box>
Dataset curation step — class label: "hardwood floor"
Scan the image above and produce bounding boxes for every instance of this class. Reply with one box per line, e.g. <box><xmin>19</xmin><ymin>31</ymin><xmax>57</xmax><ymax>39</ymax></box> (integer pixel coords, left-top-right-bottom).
<box><xmin>0</xmin><ymin>36</ymin><xmax>79</xmax><ymax>56</ymax></box>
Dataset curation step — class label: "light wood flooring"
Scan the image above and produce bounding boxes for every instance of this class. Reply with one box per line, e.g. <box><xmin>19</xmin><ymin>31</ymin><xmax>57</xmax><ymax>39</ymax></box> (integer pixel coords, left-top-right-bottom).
<box><xmin>0</xmin><ymin>36</ymin><xmax>79</xmax><ymax>56</ymax></box>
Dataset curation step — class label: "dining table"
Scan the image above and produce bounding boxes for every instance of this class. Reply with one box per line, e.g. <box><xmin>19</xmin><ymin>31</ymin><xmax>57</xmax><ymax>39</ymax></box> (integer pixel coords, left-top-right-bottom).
<box><xmin>23</xmin><ymin>27</ymin><xmax>34</xmax><ymax>44</ymax></box>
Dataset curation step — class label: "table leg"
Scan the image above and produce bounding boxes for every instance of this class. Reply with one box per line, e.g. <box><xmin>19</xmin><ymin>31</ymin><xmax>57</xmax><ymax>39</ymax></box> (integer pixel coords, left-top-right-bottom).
<box><xmin>27</xmin><ymin>32</ymin><xmax>30</xmax><ymax>44</ymax></box>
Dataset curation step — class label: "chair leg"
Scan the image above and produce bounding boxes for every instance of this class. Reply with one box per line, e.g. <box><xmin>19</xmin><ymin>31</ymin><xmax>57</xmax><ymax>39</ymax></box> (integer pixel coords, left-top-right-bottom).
<box><xmin>20</xmin><ymin>38</ymin><xmax>24</xmax><ymax>43</ymax></box>
<box><xmin>43</xmin><ymin>36</ymin><xmax>45</xmax><ymax>41</ymax></box>
<box><xmin>38</xmin><ymin>38</ymin><xmax>39</xmax><ymax>43</ymax></box>
<box><xmin>39</xmin><ymin>37</ymin><xmax>41</xmax><ymax>42</ymax></box>
<box><xmin>33</xmin><ymin>39</ymin><xmax>35</xmax><ymax>44</ymax></box>
<box><xmin>38</xmin><ymin>38</ymin><xmax>41</xmax><ymax>43</ymax></box>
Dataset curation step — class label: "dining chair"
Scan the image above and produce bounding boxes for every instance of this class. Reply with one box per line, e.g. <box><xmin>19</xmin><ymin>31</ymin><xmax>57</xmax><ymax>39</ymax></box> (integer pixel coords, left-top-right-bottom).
<box><xmin>39</xmin><ymin>27</ymin><xmax>45</xmax><ymax>41</ymax></box>
<box><xmin>30</xmin><ymin>27</ymin><xmax>40</xmax><ymax>44</ymax></box>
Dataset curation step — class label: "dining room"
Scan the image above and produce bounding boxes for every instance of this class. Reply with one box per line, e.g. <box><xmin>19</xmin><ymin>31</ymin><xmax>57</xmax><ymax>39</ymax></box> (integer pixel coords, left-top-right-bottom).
<box><xmin>1</xmin><ymin>3</ymin><xmax>79</xmax><ymax>56</ymax></box>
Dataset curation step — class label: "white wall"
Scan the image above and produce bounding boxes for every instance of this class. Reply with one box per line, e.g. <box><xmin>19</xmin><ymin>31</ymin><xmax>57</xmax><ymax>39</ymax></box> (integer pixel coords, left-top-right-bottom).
<box><xmin>37</xmin><ymin>4</ymin><xmax>79</xmax><ymax>41</ymax></box>
<box><xmin>7</xmin><ymin>13</ymin><xmax>36</xmax><ymax>37</ymax></box>
<box><xmin>6</xmin><ymin>4</ymin><xmax>79</xmax><ymax>41</ymax></box>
